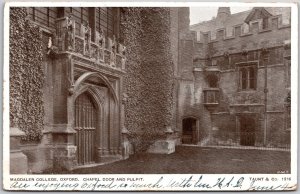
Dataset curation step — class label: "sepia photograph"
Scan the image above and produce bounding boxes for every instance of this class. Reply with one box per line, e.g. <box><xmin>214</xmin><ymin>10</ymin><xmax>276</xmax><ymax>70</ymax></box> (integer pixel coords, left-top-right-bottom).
<box><xmin>3</xmin><ymin>1</ymin><xmax>298</xmax><ymax>191</ymax></box>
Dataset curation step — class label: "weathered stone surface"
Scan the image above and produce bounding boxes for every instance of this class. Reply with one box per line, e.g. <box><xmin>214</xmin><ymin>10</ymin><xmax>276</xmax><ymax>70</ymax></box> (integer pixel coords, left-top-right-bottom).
<box><xmin>122</xmin><ymin>141</ymin><xmax>131</xmax><ymax>159</ymax></box>
<box><xmin>22</xmin><ymin>146</ymin><xmax>53</xmax><ymax>173</ymax></box>
<box><xmin>182</xmin><ymin>7</ymin><xmax>291</xmax><ymax>148</ymax></box>
<box><xmin>10</xmin><ymin>127</ymin><xmax>28</xmax><ymax>174</ymax></box>
<box><xmin>10</xmin><ymin>152</ymin><xmax>28</xmax><ymax>174</ymax></box>
<box><xmin>147</xmin><ymin>140</ymin><xmax>176</xmax><ymax>154</ymax></box>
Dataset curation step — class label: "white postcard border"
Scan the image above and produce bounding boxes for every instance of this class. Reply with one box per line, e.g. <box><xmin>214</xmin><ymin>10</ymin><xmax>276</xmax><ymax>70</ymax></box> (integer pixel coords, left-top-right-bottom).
<box><xmin>2</xmin><ymin>1</ymin><xmax>298</xmax><ymax>191</ymax></box>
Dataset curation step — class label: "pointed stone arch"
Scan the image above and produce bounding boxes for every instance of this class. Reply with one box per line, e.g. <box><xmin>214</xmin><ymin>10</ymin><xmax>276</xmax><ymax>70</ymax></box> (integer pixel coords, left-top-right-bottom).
<box><xmin>67</xmin><ymin>71</ymin><xmax>122</xmax><ymax>165</ymax></box>
<box><xmin>73</xmin><ymin>85</ymin><xmax>105</xmax><ymax>109</ymax></box>
<box><xmin>72</xmin><ymin>72</ymin><xmax>119</xmax><ymax>104</ymax></box>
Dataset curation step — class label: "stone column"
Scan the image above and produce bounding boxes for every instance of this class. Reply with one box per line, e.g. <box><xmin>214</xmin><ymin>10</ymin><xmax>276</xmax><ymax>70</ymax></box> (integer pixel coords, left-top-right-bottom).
<box><xmin>51</xmin><ymin>54</ymin><xmax>77</xmax><ymax>171</ymax></box>
<box><xmin>98</xmin><ymin>96</ymin><xmax>110</xmax><ymax>161</ymax></box>
<box><xmin>109</xmin><ymin>98</ymin><xmax>116</xmax><ymax>154</ymax></box>
<box><xmin>51</xmin><ymin>124</ymin><xmax>77</xmax><ymax>171</ymax></box>
<box><xmin>10</xmin><ymin>127</ymin><xmax>28</xmax><ymax>174</ymax></box>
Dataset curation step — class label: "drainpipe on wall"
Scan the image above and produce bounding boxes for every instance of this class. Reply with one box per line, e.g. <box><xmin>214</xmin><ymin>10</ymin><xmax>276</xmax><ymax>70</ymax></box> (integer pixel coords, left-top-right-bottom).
<box><xmin>262</xmin><ymin>48</ymin><xmax>269</xmax><ymax>147</ymax></box>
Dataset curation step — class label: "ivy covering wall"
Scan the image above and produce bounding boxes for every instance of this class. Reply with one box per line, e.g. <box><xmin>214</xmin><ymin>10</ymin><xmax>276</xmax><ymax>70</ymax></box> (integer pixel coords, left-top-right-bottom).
<box><xmin>10</xmin><ymin>8</ymin><xmax>44</xmax><ymax>141</ymax></box>
<box><xmin>121</xmin><ymin>8</ymin><xmax>175</xmax><ymax>151</ymax></box>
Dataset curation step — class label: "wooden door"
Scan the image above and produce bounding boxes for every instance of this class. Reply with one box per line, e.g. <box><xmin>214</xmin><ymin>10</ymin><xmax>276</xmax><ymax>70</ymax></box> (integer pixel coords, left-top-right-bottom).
<box><xmin>240</xmin><ymin>116</ymin><xmax>256</xmax><ymax>146</ymax></box>
<box><xmin>182</xmin><ymin>118</ymin><xmax>197</xmax><ymax>144</ymax></box>
<box><xmin>75</xmin><ymin>93</ymin><xmax>96</xmax><ymax>165</ymax></box>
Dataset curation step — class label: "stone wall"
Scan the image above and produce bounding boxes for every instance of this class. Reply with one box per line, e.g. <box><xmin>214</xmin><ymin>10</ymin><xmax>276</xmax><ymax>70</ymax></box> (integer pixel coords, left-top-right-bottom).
<box><xmin>177</xmin><ymin>79</ymin><xmax>212</xmax><ymax>144</ymax></box>
<box><xmin>121</xmin><ymin>8</ymin><xmax>176</xmax><ymax>151</ymax></box>
<box><xmin>197</xmin><ymin>63</ymin><xmax>289</xmax><ymax>147</ymax></box>
<box><xmin>178</xmin><ymin>7</ymin><xmax>290</xmax><ymax>148</ymax></box>
<box><xmin>169</xmin><ymin>8</ymin><xmax>179</xmax><ymax>131</ymax></box>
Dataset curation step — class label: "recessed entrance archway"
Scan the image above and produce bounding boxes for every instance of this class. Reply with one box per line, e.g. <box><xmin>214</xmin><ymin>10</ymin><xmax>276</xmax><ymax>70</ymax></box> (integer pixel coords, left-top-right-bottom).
<box><xmin>182</xmin><ymin>117</ymin><xmax>198</xmax><ymax>144</ymax></box>
<box><xmin>68</xmin><ymin>70</ymin><xmax>123</xmax><ymax>167</ymax></box>
<box><xmin>74</xmin><ymin>92</ymin><xmax>97</xmax><ymax>165</ymax></box>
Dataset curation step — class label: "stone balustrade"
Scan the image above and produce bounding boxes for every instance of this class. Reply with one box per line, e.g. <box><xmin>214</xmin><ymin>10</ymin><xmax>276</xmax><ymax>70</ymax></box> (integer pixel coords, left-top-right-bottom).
<box><xmin>55</xmin><ymin>16</ymin><xmax>126</xmax><ymax>70</ymax></box>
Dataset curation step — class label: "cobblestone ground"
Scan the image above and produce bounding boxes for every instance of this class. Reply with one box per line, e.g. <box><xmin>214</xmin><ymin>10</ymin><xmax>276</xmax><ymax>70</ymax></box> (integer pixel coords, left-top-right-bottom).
<box><xmin>71</xmin><ymin>146</ymin><xmax>290</xmax><ymax>174</ymax></box>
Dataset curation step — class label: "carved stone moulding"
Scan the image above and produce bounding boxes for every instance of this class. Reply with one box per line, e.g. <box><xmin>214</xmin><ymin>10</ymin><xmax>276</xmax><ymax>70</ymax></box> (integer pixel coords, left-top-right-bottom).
<box><xmin>75</xmin><ymin>36</ymin><xmax>84</xmax><ymax>55</ymax></box>
<box><xmin>54</xmin><ymin>17</ymin><xmax>126</xmax><ymax>71</ymax></box>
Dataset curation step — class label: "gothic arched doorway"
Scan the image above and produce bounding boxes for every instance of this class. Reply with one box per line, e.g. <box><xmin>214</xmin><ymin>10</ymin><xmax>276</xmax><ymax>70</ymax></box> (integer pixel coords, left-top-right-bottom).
<box><xmin>74</xmin><ymin>92</ymin><xmax>97</xmax><ymax>165</ymax></box>
<box><xmin>182</xmin><ymin>118</ymin><xmax>198</xmax><ymax>144</ymax></box>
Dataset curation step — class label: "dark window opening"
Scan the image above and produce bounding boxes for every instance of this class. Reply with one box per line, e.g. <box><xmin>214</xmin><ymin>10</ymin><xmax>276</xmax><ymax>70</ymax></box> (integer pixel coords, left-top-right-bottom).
<box><xmin>96</xmin><ymin>8</ymin><xmax>114</xmax><ymax>39</ymax></box>
<box><xmin>287</xmin><ymin>59</ymin><xmax>291</xmax><ymax>88</ymax></box>
<box><xmin>204</xmin><ymin>90</ymin><xmax>219</xmax><ymax>104</ymax></box>
<box><xmin>272</xmin><ymin>17</ymin><xmax>278</xmax><ymax>29</ymax></box>
<box><xmin>217</xmin><ymin>30</ymin><xmax>224</xmax><ymax>40</ymax></box>
<box><xmin>249</xmin><ymin>67</ymin><xmax>256</xmax><ymax>89</ymax></box>
<box><xmin>239</xmin><ymin>65</ymin><xmax>257</xmax><ymax>90</ymax></box>
<box><xmin>286</xmin><ymin>105</ymin><xmax>291</xmax><ymax>130</ymax></box>
<box><xmin>203</xmin><ymin>33</ymin><xmax>209</xmax><ymax>44</ymax></box>
<box><xmin>241</xmin><ymin>68</ymin><xmax>247</xmax><ymax>90</ymax></box>
<box><xmin>207</xmin><ymin>74</ymin><xmax>219</xmax><ymax>88</ymax></box>
<box><xmin>235</xmin><ymin>26</ymin><xmax>241</xmax><ymax>36</ymax></box>
<box><xmin>27</xmin><ymin>7</ymin><xmax>58</xmax><ymax>29</ymax></box>
<box><xmin>262</xmin><ymin>17</ymin><xmax>269</xmax><ymax>30</ymax></box>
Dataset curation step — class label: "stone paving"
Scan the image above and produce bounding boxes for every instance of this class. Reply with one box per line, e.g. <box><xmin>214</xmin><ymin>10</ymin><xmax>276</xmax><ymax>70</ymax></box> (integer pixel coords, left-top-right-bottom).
<box><xmin>71</xmin><ymin>146</ymin><xmax>290</xmax><ymax>174</ymax></box>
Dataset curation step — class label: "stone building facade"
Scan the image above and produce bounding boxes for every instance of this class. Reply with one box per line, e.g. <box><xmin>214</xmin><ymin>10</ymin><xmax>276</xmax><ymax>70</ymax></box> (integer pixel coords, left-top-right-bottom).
<box><xmin>9</xmin><ymin>6</ymin><xmax>291</xmax><ymax>174</ymax></box>
<box><xmin>177</xmin><ymin>7</ymin><xmax>291</xmax><ymax>148</ymax></box>
<box><xmin>9</xmin><ymin>7</ymin><xmax>182</xmax><ymax>173</ymax></box>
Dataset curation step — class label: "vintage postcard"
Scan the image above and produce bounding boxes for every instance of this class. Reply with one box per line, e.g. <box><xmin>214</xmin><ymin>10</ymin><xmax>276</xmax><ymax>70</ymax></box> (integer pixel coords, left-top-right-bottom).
<box><xmin>2</xmin><ymin>1</ymin><xmax>298</xmax><ymax>191</ymax></box>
